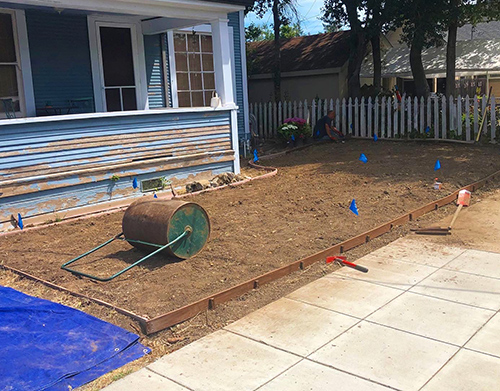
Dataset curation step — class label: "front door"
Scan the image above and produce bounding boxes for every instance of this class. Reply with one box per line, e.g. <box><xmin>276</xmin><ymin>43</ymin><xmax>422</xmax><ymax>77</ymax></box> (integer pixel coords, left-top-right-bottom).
<box><xmin>98</xmin><ymin>26</ymin><xmax>138</xmax><ymax>112</ymax></box>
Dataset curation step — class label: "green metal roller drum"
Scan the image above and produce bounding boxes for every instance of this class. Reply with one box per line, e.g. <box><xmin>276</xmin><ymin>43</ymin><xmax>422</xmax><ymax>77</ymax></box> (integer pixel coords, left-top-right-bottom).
<box><xmin>122</xmin><ymin>199</ymin><xmax>210</xmax><ymax>259</ymax></box>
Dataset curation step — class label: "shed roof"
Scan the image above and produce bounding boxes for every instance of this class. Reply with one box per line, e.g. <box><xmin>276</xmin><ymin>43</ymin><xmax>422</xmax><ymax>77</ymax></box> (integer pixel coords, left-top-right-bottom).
<box><xmin>361</xmin><ymin>39</ymin><xmax>500</xmax><ymax>78</ymax></box>
<box><xmin>247</xmin><ymin>31</ymin><xmax>351</xmax><ymax>75</ymax></box>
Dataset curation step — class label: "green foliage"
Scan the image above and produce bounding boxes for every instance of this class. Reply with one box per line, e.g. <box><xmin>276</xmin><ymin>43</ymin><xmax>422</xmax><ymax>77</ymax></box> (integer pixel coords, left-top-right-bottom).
<box><xmin>110</xmin><ymin>174</ymin><xmax>120</xmax><ymax>182</ymax></box>
<box><xmin>245</xmin><ymin>22</ymin><xmax>304</xmax><ymax>42</ymax></box>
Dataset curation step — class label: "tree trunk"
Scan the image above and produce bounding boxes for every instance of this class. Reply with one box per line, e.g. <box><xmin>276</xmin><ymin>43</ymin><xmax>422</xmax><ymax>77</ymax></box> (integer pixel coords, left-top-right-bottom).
<box><xmin>371</xmin><ymin>34</ymin><xmax>382</xmax><ymax>94</ymax></box>
<box><xmin>409</xmin><ymin>38</ymin><xmax>429</xmax><ymax>98</ymax></box>
<box><xmin>347</xmin><ymin>31</ymin><xmax>367</xmax><ymax>99</ymax></box>
<box><xmin>272</xmin><ymin>0</ymin><xmax>281</xmax><ymax>102</ymax></box>
<box><xmin>344</xmin><ymin>0</ymin><xmax>366</xmax><ymax>98</ymax></box>
<box><xmin>446</xmin><ymin>20</ymin><xmax>458</xmax><ymax>97</ymax></box>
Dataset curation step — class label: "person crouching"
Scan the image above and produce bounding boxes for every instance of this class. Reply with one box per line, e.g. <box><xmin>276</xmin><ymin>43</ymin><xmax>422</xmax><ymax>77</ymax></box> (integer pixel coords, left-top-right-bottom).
<box><xmin>313</xmin><ymin>110</ymin><xmax>346</xmax><ymax>143</ymax></box>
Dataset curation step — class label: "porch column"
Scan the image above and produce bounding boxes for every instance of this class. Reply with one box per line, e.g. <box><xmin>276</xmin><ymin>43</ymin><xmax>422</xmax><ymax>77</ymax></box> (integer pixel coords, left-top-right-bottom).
<box><xmin>211</xmin><ymin>17</ymin><xmax>240</xmax><ymax>174</ymax></box>
<box><xmin>210</xmin><ymin>18</ymin><xmax>235</xmax><ymax>107</ymax></box>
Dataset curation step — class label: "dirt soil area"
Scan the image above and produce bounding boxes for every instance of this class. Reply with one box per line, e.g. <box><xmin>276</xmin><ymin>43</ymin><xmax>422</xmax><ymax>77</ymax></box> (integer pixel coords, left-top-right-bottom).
<box><xmin>2</xmin><ymin>140</ymin><xmax>500</xmax><ymax>389</ymax></box>
<box><xmin>1</xmin><ymin>140</ymin><xmax>500</xmax><ymax>318</ymax></box>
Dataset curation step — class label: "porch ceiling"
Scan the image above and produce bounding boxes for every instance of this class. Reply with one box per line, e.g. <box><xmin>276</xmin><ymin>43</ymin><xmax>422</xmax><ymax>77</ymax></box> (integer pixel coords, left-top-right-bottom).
<box><xmin>1</xmin><ymin>0</ymin><xmax>245</xmax><ymax>19</ymax></box>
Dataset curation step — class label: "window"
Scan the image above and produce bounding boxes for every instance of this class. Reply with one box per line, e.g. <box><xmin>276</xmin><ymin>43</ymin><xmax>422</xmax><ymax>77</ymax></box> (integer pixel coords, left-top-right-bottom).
<box><xmin>0</xmin><ymin>11</ymin><xmax>22</xmax><ymax>117</ymax></box>
<box><xmin>174</xmin><ymin>32</ymin><xmax>215</xmax><ymax>107</ymax></box>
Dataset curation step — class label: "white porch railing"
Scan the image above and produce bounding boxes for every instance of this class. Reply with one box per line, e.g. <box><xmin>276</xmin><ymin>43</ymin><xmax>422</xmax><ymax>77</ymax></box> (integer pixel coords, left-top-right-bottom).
<box><xmin>250</xmin><ymin>95</ymin><xmax>500</xmax><ymax>142</ymax></box>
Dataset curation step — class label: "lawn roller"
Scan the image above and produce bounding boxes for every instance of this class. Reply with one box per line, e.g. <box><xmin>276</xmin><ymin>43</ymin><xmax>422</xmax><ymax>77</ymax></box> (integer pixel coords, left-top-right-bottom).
<box><xmin>61</xmin><ymin>199</ymin><xmax>210</xmax><ymax>282</ymax></box>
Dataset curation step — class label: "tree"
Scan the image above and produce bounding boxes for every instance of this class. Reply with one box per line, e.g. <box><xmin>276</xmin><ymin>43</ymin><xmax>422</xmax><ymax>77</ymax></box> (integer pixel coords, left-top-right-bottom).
<box><xmin>322</xmin><ymin>0</ymin><xmax>395</xmax><ymax>98</ymax></box>
<box><xmin>245</xmin><ymin>22</ymin><xmax>303</xmax><ymax>42</ymax></box>
<box><xmin>249</xmin><ymin>0</ymin><xmax>298</xmax><ymax>101</ymax></box>
<box><xmin>394</xmin><ymin>0</ymin><xmax>448</xmax><ymax>98</ymax></box>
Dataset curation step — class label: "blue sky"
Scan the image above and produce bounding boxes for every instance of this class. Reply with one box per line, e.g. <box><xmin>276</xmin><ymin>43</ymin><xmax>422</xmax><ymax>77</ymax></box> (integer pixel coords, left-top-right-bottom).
<box><xmin>244</xmin><ymin>0</ymin><xmax>325</xmax><ymax>36</ymax></box>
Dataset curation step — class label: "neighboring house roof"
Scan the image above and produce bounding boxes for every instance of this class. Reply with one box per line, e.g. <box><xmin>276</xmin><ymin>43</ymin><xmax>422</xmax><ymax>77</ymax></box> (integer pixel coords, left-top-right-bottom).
<box><xmin>361</xmin><ymin>39</ymin><xmax>500</xmax><ymax>78</ymax></box>
<box><xmin>247</xmin><ymin>31</ymin><xmax>351</xmax><ymax>75</ymax></box>
<box><xmin>457</xmin><ymin>21</ymin><xmax>500</xmax><ymax>41</ymax></box>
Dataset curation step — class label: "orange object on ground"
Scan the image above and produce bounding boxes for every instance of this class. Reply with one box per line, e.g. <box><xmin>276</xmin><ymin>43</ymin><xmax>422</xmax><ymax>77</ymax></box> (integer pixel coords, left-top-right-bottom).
<box><xmin>457</xmin><ymin>189</ymin><xmax>471</xmax><ymax>206</ymax></box>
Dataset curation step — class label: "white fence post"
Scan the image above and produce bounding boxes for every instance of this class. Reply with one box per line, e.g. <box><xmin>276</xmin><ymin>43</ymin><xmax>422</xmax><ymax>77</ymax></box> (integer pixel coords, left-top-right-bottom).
<box><xmin>273</xmin><ymin>101</ymin><xmax>278</xmax><ymax>136</ymax></box>
<box><xmin>298</xmin><ymin>100</ymin><xmax>303</xmax><ymax>119</ymax></box>
<box><xmin>374</xmin><ymin>96</ymin><xmax>379</xmax><ymax>137</ymax></box>
<box><xmin>258</xmin><ymin>102</ymin><xmax>264</xmax><ymax>138</ymax></box>
<box><xmin>360</xmin><ymin>97</ymin><xmax>366</xmax><ymax>137</ymax></box>
<box><xmin>354</xmin><ymin>98</ymin><xmax>359</xmax><ymax>137</ymax></box>
<box><xmin>268</xmin><ymin>102</ymin><xmax>272</xmax><ymax>137</ymax></box>
<box><xmin>386</xmin><ymin>97</ymin><xmax>392</xmax><ymax>138</ymax></box>
<box><xmin>323</xmin><ymin>99</ymin><xmax>328</xmax><ymax>118</ymax></box>
<box><xmin>329</xmin><ymin>98</ymin><xmax>334</xmax><ymax>111</ymax></box>
<box><xmin>426</xmin><ymin>97</ymin><xmax>431</xmax><ymax>134</ymax></box>
<box><xmin>342</xmin><ymin>98</ymin><xmax>347</xmax><ymax>134</ymax></box>
<box><xmin>441</xmin><ymin>96</ymin><xmax>447</xmax><ymax>139</ymax></box>
<box><xmin>413</xmin><ymin>96</ymin><xmax>418</xmax><ymax>133</ymax></box>
<box><xmin>457</xmin><ymin>95</ymin><xmax>462</xmax><ymax>137</ymax></box>
<box><xmin>348</xmin><ymin>97</ymin><xmax>353</xmax><ymax>135</ymax></box>
<box><xmin>491</xmin><ymin>95</ymin><xmax>496</xmax><ymax>141</ymax></box>
<box><xmin>381</xmin><ymin>96</ymin><xmax>386</xmax><ymax>138</ymax></box>
<box><xmin>420</xmin><ymin>97</ymin><xmax>424</xmax><ymax>134</ymax></box>
<box><xmin>368</xmin><ymin>97</ymin><xmax>373</xmax><ymax>138</ymax></box>
<box><xmin>393</xmin><ymin>97</ymin><xmax>398</xmax><ymax>138</ymax></box>
<box><xmin>278</xmin><ymin>101</ymin><xmax>283</xmax><ymax>127</ymax></box>
<box><xmin>473</xmin><ymin>96</ymin><xmax>479</xmax><ymax>138</ymax></box>
<box><xmin>311</xmin><ymin>100</ymin><xmax>316</xmax><ymax>129</ymax></box>
<box><xmin>400</xmin><ymin>95</ymin><xmax>405</xmax><ymax>136</ymax></box>
<box><xmin>335</xmin><ymin>99</ymin><xmax>340</xmax><ymax>131</ymax></box>
<box><xmin>407</xmin><ymin>97</ymin><xmax>412</xmax><ymax>135</ymax></box>
<box><xmin>465</xmin><ymin>95</ymin><xmax>471</xmax><ymax>141</ymax></box>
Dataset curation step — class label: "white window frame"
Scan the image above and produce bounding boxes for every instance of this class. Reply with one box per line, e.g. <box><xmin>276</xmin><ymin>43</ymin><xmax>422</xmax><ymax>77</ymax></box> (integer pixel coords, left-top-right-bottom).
<box><xmin>0</xmin><ymin>8</ymin><xmax>35</xmax><ymax>118</ymax></box>
<box><xmin>88</xmin><ymin>15</ymin><xmax>148</xmax><ymax>112</ymax></box>
<box><xmin>171</xmin><ymin>30</ymin><xmax>216</xmax><ymax>108</ymax></box>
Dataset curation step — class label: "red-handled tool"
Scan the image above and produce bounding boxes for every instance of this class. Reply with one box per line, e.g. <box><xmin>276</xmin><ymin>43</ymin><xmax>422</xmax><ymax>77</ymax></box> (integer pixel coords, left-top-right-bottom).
<box><xmin>326</xmin><ymin>256</ymin><xmax>369</xmax><ymax>273</ymax></box>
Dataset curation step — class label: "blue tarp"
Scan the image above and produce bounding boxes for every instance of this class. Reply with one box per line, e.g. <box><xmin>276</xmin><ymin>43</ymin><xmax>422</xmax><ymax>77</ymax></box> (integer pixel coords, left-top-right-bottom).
<box><xmin>0</xmin><ymin>286</ymin><xmax>150</xmax><ymax>391</ymax></box>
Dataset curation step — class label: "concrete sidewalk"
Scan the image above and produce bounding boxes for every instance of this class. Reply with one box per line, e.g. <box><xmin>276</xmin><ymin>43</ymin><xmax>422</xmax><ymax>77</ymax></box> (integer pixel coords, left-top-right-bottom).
<box><xmin>103</xmin><ymin>233</ymin><xmax>500</xmax><ymax>391</ymax></box>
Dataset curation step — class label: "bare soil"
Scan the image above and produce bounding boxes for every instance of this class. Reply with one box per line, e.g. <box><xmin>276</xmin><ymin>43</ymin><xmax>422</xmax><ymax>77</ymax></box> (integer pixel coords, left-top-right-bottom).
<box><xmin>1</xmin><ymin>140</ymin><xmax>500</xmax><ymax>389</ymax></box>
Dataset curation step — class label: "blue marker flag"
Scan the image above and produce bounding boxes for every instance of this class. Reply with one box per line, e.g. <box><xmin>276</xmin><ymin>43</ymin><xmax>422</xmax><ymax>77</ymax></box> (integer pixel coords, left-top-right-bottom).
<box><xmin>132</xmin><ymin>177</ymin><xmax>138</xmax><ymax>189</ymax></box>
<box><xmin>253</xmin><ymin>149</ymin><xmax>259</xmax><ymax>163</ymax></box>
<box><xmin>434</xmin><ymin>159</ymin><xmax>441</xmax><ymax>171</ymax></box>
<box><xmin>425</xmin><ymin>126</ymin><xmax>431</xmax><ymax>133</ymax></box>
<box><xmin>316</xmin><ymin>130</ymin><xmax>320</xmax><ymax>137</ymax></box>
<box><xmin>349</xmin><ymin>199</ymin><xmax>359</xmax><ymax>216</ymax></box>
<box><xmin>291</xmin><ymin>134</ymin><xmax>295</xmax><ymax>141</ymax></box>
<box><xmin>153</xmin><ymin>193</ymin><xmax>158</xmax><ymax>199</ymax></box>
<box><xmin>17</xmin><ymin>213</ymin><xmax>23</xmax><ymax>230</ymax></box>
<box><xmin>359</xmin><ymin>153</ymin><xmax>368</xmax><ymax>164</ymax></box>
<box><xmin>373</xmin><ymin>134</ymin><xmax>378</xmax><ymax>142</ymax></box>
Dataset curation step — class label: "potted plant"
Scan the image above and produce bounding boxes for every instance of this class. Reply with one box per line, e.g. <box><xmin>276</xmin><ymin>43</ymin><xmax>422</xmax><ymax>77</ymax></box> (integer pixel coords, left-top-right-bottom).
<box><xmin>277</xmin><ymin>117</ymin><xmax>312</xmax><ymax>147</ymax></box>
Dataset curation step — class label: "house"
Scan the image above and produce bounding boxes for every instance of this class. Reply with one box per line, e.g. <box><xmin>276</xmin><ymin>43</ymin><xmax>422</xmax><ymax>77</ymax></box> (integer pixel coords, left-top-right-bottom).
<box><xmin>361</xmin><ymin>22</ymin><xmax>500</xmax><ymax>96</ymax></box>
<box><xmin>0</xmin><ymin>0</ymin><xmax>252</xmax><ymax>231</ymax></box>
<box><xmin>246</xmin><ymin>31</ymin><xmax>352</xmax><ymax>102</ymax></box>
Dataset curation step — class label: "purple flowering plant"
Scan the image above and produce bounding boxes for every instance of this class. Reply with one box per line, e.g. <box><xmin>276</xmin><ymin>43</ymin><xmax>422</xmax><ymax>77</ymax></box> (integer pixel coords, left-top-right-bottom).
<box><xmin>278</xmin><ymin>117</ymin><xmax>311</xmax><ymax>140</ymax></box>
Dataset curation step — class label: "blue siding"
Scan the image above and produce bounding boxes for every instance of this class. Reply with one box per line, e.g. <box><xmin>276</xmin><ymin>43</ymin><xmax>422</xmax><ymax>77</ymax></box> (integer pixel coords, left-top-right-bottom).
<box><xmin>25</xmin><ymin>10</ymin><xmax>94</xmax><ymax>113</ymax></box>
<box><xmin>0</xmin><ymin>110</ymin><xmax>235</xmax><ymax>228</ymax></box>
<box><xmin>228</xmin><ymin>12</ymin><xmax>246</xmax><ymax>140</ymax></box>
<box><xmin>144</xmin><ymin>34</ymin><xmax>167</xmax><ymax>109</ymax></box>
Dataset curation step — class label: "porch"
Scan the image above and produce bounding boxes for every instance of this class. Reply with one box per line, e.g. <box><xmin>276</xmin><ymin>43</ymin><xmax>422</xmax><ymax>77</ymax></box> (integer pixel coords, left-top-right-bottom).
<box><xmin>0</xmin><ymin>0</ymin><xmax>251</xmax><ymax>231</ymax></box>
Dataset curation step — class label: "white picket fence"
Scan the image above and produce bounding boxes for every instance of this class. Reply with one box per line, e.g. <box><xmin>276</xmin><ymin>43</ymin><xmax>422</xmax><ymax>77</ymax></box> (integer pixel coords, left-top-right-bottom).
<box><xmin>250</xmin><ymin>95</ymin><xmax>499</xmax><ymax>142</ymax></box>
